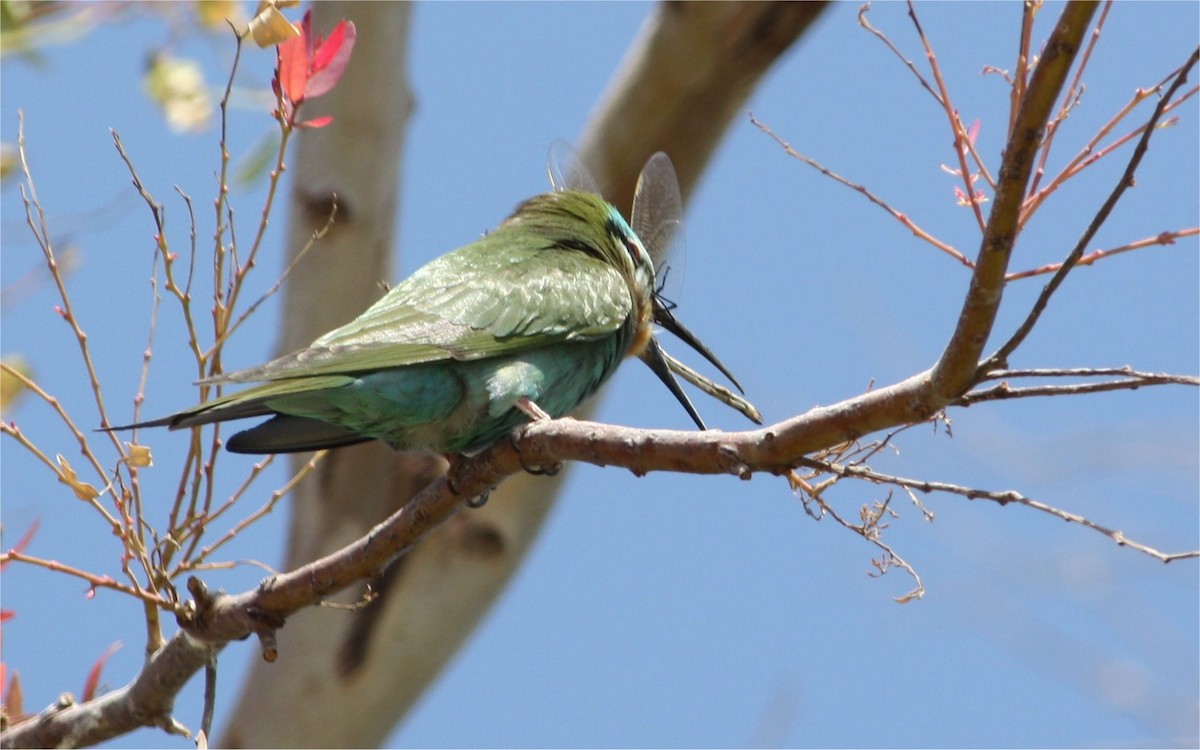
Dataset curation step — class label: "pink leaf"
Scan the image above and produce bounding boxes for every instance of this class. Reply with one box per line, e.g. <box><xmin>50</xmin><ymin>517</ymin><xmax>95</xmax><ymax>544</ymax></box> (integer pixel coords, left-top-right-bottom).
<box><xmin>305</xmin><ymin>20</ymin><xmax>356</xmax><ymax>99</ymax></box>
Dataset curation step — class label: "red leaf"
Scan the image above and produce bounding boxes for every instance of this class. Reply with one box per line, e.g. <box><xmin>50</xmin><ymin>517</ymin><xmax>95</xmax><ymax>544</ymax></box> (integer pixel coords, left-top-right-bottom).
<box><xmin>305</xmin><ymin>20</ymin><xmax>356</xmax><ymax>99</ymax></box>
<box><xmin>275</xmin><ymin>10</ymin><xmax>311</xmax><ymax>105</ymax></box>
<box><xmin>310</xmin><ymin>20</ymin><xmax>347</xmax><ymax>71</ymax></box>
<box><xmin>297</xmin><ymin>115</ymin><xmax>335</xmax><ymax>129</ymax></box>
<box><xmin>1</xmin><ymin>519</ymin><xmax>39</xmax><ymax>571</ymax></box>
<box><xmin>81</xmin><ymin>642</ymin><xmax>122</xmax><ymax>702</ymax></box>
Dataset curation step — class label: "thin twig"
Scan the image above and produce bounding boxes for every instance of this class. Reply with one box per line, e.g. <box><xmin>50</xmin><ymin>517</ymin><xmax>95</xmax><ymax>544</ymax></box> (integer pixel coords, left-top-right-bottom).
<box><xmin>802</xmin><ymin>458</ymin><xmax>1200</xmax><ymax>563</ymax></box>
<box><xmin>750</xmin><ymin>115</ymin><xmax>972</xmax><ymax>267</ymax></box>
<box><xmin>206</xmin><ymin>200</ymin><xmax>337</xmax><ymax>355</ymax></box>
<box><xmin>1006</xmin><ymin>1</ymin><xmax>1037</xmax><ymax>141</ymax></box>
<box><xmin>0</xmin><ymin>550</ymin><xmax>176</xmax><ymax>606</ymax></box>
<box><xmin>983</xmin><ymin>46</ymin><xmax>1200</xmax><ymax>372</ymax></box>
<box><xmin>907</xmin><ymin>2</ymin><xmax>988</xmax><ymax>231</ymax></box>
<box><xmin>1006</xmin><ymin>227</ymin><xmax>1198</xmax><ymax>280</ymax></box>
<box><xmin>981</xmin><ymin>366</ymin><xmax>1199</xmax><ymax>381</ymax></box>
<box><xmin>858</xmin><ymin>3</ymin><xmax>942</xmax><ymax>104</ymax></box>
<box><xmin>177</xmin><ymin>455</ymin><xmax>275</xmax><ymax>564</ymax></box>
<box><xmin>1023</xmin><ymin>81</ymin><xmax>1196</xmax><ymax>226</ymax></box>
<box><xmin>789</xmin><ymin>477</ymin><xmax>925</xmax><ymax>603</ymax></box>
<box><xmin>175</xmin><ymin>451</ymin><xmax>324</xmax><ymax>575</ymax></box>
<box><xmin>958</xmin><ymin>376</ymin><xmax>1198</xmax><ymax>405</ymax></box>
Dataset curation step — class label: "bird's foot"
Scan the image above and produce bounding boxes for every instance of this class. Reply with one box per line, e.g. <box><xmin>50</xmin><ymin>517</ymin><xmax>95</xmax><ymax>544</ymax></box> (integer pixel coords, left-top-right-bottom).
<box><xmin>508</xmin><ymin>406</ymin><xmax>562</xmax><ymax>477</ymax></box>
<box><xmin>515</xmin><ymin>396</ymin><xmax>553</xmax><ymax>422</ymax></box>
<box><xmin>448</xmin><ymin>472</ymin><xmax>493</xmax><ymax>509</ymax></box>
<box><xmin>444</xmin><ymin>454</ymin><xmax>493</xmax><ymax>508</ymax></box>
<box><xmin>521</xmin><ymin>460</ymin><xmax>561</xmax><ymax>477</ymax></box>
<box><xmin>509</xmin><ymin>431</ymin><xmax>561</xmax><ymax>476</ymax></box>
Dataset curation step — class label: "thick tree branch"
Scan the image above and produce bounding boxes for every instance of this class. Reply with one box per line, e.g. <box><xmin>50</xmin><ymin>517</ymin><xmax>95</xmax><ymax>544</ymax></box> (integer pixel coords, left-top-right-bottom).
<box><xmin>1</xmin><ymin>632</ymin><xmax>208</xmax><ymax>748</ymax></box>
<box><xmin>578</xmin><ymin>2</ymin><xmax>828</xmax><ymax>209</ymax></box>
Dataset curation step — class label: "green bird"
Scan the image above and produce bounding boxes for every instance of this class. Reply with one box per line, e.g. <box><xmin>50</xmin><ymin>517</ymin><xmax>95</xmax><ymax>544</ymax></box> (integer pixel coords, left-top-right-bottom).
<box><xmin>115</xmin><ymin>152</ymin><xmax>759</xmax><ymax>455</ymax></box>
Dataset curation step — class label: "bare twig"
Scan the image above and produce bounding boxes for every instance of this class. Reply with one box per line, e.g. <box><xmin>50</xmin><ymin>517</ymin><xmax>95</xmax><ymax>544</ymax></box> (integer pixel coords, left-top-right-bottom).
<box><xmin>1006</xmin><ymin>227</ymin><xmax>1198</xmax><ymax>279</ymax></box>
<box><xmin>176</xmin><ymin>455</ymin><xmax>275</xmax><ymax>566</ymax></box>
<box><xmin>1023</xmin><ymin>81</ymin><xmax>1196</xmax><ymax>226</ymax></box>
<box><xmin>112</xmin><ymin>134</ymin><xmax>208</xmax><ymax>379</ymax></box>
<box><xmin>750</xmin><ymin>115</ymin><xmax>972</xmax><ymax>267</ymax></box>
<box><xmin>788</xmin><ymin>473</ymin><xmax>926</xmax><ymax>603</ymax></box>
<box><xmin>981</xmin><ymin>366</ymin><xmax>1199</xmax><ymax>381</ymax></box>
<box><xmin>206</xmin><ymin>200</ymin><xmax>337</xmax><ymax>355</ymax></box>
<box><xmin>1006</xmin><ymin>2</ymin><xmax>1037</xmax><ymax>141</ymax></box>
<box><xmin>176</xmin><ymin>452</ymin><xmax>324</xmax><ymax>574</ymax></box>
<box><xmin>857</xmin><ymin>3</ymin><xmax>941</xmax><ymax>104</ymax></box>
<box><xmin>958</xmin><ymin>376</ymin><xmax>1199</xmax><ymax>405</ymax></box>
<box><xmin>0</xmin><ymin>550</ymin><xmax>174</xmax><ymax>607</ymax></box>
<box><xmin>906</xmin><ymin>1</ymin><xmax>989</xmax><ymax>230</ymax></box>
<box><xmin>797</xmin><ymin>458</ymin><xmax>1200</xmax><ymax>564</ymax></box>
<box><xmin>983</xmin><ymin>46</ymin><xmax>1200</xmax><ymax>372</ymax></box>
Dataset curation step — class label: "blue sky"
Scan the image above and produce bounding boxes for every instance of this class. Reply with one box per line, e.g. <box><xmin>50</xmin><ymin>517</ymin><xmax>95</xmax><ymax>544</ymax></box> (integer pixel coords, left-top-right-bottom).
<box><xmin>2</xmin><ymin>3</ymin><xmax>1197</xmax><ymax>748</ymax></box>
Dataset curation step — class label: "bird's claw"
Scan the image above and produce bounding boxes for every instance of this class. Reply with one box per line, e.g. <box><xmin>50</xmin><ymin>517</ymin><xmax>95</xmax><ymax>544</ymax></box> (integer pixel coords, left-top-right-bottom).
<box><xmin>521</xmin><ymin>460</ymin><xmax>562</xmax><ymax>477</ymax></box>
<box><xmin>445</xmin><ymin>458</ymin><xmax>492</xmax><ymax>508</ymax></box>
<box><xmin>508</xmin><ymin>424</ymin><xmax>561</xmax><ymax>477</ymax></box>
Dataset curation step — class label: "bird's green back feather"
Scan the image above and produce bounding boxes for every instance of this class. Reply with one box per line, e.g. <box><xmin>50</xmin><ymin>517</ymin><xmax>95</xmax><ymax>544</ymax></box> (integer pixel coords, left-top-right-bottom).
<box><xmin>206</xmin><ymin>191</ymin><xmax>639</xmax><ymax>385</ymax></box>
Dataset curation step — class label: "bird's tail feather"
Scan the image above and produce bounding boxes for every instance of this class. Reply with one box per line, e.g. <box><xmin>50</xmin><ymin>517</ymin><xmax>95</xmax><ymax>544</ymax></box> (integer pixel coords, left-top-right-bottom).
<box><xmin>226</xmin><ymin>415</ymin><xmax>372</xmax><ymax>454</ymax></box>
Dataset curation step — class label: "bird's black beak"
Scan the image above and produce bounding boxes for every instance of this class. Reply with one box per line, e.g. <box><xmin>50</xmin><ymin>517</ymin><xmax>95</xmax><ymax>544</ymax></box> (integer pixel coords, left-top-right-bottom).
<box><xmin>652</xmin><ymin>297</ymin><xmax>745</xmax><ymax>394</ymax></box>
<box><xmin>639</xmin><ymin>335</ymin><xmax>708</xmax><ymax>430</ymax></box>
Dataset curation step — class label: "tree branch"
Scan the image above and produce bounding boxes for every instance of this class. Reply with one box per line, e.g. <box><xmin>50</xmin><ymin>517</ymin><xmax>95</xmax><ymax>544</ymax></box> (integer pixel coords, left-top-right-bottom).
<box><xmin>8</xmin><ymin>352</ymin><xmax>1195</xmax><ymax>746</ymax></box>
<box><xmin>798</xmin><ymin>458</ymin><xmax>1200</xmax><ymax>564</ymax></box>
<box><xmin>984</xmin><ymin>45</ymin><xmax>1200</xmax><ymax>371</ymax></box>
<box><xmin>959</xmin><ymin>367</ymin><xmax>1200</xmax><ymax>405</ymax></box>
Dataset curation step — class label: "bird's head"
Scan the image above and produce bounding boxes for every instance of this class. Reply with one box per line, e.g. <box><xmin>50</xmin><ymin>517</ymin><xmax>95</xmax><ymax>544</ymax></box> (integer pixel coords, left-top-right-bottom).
<box><xmin>505</xmin><ymin>189</ymin><xmax>658</xmax><ymax>349</ymax></box>
<box><xmin>510</xmin><ymin>149</ymin><xmax>761</xmax><ymax>430</ymax></box>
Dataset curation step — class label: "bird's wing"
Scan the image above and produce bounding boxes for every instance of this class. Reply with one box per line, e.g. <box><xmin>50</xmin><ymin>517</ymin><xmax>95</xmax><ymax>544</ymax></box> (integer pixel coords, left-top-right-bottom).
<box><xmin>210</xmin><ymin>236</ymin><xmax>632</xmax><ymax>384</ymax></box>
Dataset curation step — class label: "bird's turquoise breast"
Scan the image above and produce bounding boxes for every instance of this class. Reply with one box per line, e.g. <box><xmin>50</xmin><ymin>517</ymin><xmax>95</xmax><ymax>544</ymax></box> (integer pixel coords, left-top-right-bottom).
<box><xmin>262</xmin><ymin>336</ymin><xmax>624</xmax><ymax>454</ymax></box>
